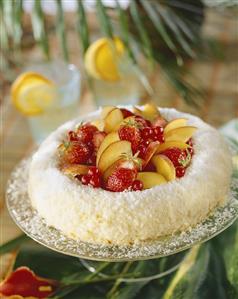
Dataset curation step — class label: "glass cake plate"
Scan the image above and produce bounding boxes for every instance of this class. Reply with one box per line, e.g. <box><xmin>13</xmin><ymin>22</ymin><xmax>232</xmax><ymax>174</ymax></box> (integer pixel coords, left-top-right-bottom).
<box><xmin>6</xmin><ymin>157</ymin><xmax>238</xmax><ymax>263</ymax></box>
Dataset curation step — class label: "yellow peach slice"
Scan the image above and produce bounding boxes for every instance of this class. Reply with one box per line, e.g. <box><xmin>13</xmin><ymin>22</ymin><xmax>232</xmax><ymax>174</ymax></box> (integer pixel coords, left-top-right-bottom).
<box><xmin>104</xmin><ymin>108</ymin><xmax>124</xmax><ymax>133</ymax></box>
<box><xmin>152</xmin><ymin>154</ymin><xmax>176</xmax><ymax>181</ymax></box>
<box><xmin>61</xmin><ymin>164</ymin><xmax>89</xmax><ymax>177</ymax></box>
<box><xmin>142</xmin><ymin>103</ymin><xmax>160</xmax><ymax>121</ymax></box>
<box><xmin>137</xmin><ymin>172</ymin><xmax>167</xmax><ymax>189</ymax></box>
<box><xmin>133</xmin><ymin>106</ymin><xmax>143</xmax><ymax>116</ymax></box>
<box><xmin>98</xmin><ymin>140</ymin><xmax>132</xmax><ymax>173</ymax></box>
<box><xmin>96</xmin><ymin>132</ymin><xmax>119</xmax><ymax>165</ymax></box>
<box><xmin>164</xmin><ymin>118</ymin><xmax>188</xmax><ymax>134</ymax></box>
<box><xmin>101</xmin><ymin>106</ymin><xmax>116</xmax><ymax>119</ymax></box>
<box><xmin>164</xmin><ymin>126</ymin><xmax>197</xmax><ymax>143</ymax></box>
<box><xmin>91</xmin><ymin>119</ymin><xmax>105</xmax><ymax>131</ymax></box>
<box><xmin>156</xmin><ymin>141</ymin><xmax>190</xmax><ymax>154</ymax></box>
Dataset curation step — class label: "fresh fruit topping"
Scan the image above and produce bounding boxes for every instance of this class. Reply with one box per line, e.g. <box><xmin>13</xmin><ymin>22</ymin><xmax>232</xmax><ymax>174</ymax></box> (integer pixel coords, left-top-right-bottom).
<box><xmin>164</xmin><ymin>118</ymin><xmax>188</xmax><ymax>134</ymax></box>
<box><xmin>141</xmin><ymin>103</ymin><xmax>160</xmax><ymax>121</ymax></box>
<box><xmin>137</xmin><ymin>172</ymin><xmax>167</xmax><ymax>189</ymax></box>
<box><xmin>101</xmin><ymin>106</ymin><xmax>116</xmax><ymax>119</ymax></box>
<box><xmin>176</xmin><ymin>166</ymin><xmax>186</xmax><ymax>178</ymax></box>
<box><xmin>98</xmin><ymin>140</ymin><xmax>132</xmax><ymax>173</ymax></box>
<box><xmin>121</xmin><ymin>108</ymin><xmax>134</xmax><ymax>118</ymax></box>
<box><xmin>60</xmin><ymin>141</ymin><xmax>92</xmax><ymax>164</ymax></box>
<box><xmin>164</xmin><ymin>126</ymin><xmax>197</xmax><ymax>143</ymax></box>
<box><xmin>68</xmin><ymin>130</ymin><xmax>79</xmax><ymax>141</ymax></box>
<box><xmin>162</xmin><ymin>148</ymin><xmax>191</xmax><ymax>168</ymax></box>
<box><xmin>93</xmin><ymin>131</ymin><xmax>106</xmax><ymax>150</ymax></box>
<box><xmin>106</xmin><ymin>167</ymin><xmax>137</xmax><ymax>192</ymax></box>
<box><xmin>61</xmin><ymin>164</ymin><xmax>89</xmax><ymax>177</ymax></box>
<box><xmin>152</xmin><ymin>116</ymin><xmax>167</xmax><ymax>128</ymax></box>
<box><xmin>80</xmin><ymin>166</ymin><xmax>101</xmax><ymax>188</ymax></box>
<box><xmin>156</xmin><ymin>141</ymin><xmax>190</xmax><ymax>154</ymax></box>
<box><xmin>59</xmin><ymin>105</ymin><xmax>197</xmax><ymax>191</ymax></box>
<box><xmin>77</xmin><ymin>124</ymin><xmax>98</xmax><ymax>143</ymax></box>
<box><xmin>118</xmin><ymin>125</ymin><xmax>141</xmax><ymax>153</ymax></box>
<box><xmin>140</xmin><ymin>141</ymin><xmax>160</xmax><ymax>168</ymax></box>
<box><xmin>91</xmin><ymin>119</ymin><xmax>105</xmax><ymax>131</ymax></box>
<box><xmin>104</xmin><ymin>108</ymin><xmax>124</xmax><ymax>133</ymax></box>
<box><xmin>96</xmin><ymin>132</ymin><xmax>120</xmax><ymax>165</ymax></box>
<box><xmin>152</xmin><ymin>154</ymin><xmax>176</xmax><ymax>181</ymax></box>
<box><xmin>132</xmin><ymin>180</ymin><xmax>143</xmax><ymax>191</ymax></box>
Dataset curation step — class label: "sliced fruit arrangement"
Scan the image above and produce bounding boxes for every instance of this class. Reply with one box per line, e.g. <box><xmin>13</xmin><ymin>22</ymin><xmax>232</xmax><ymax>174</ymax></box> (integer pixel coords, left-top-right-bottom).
<box><xmin>58</xmin><ymin>104</ymin><xmax>197</xmax><ymax>192</ymax></box>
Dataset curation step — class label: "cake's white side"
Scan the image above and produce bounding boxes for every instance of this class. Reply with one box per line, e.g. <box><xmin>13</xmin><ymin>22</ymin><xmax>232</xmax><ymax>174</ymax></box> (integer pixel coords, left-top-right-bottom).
<box><xmin>28</xmin><ymin>108</ymin><xmax>232</xmax><ymax>245</ymax></box>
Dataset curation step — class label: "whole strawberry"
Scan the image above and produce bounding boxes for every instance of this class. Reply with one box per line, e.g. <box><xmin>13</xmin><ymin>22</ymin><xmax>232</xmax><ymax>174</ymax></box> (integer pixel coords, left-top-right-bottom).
<box><xmin>61</xmin><ymin>141</ymin><xmax>92</xmax><ymax>164</ymax></box>
<box><xmin>77</xmin><ymin>124</ymin><xmax>98</xmax><ymax>143</ymax></box>
<box><xmin>121</xmin><ymin>108</ymin><xmax>134</xmax><ymax>118</ymax></box>
<box><xmin>105</xmin><ymin>168</ymin><xmax>137</xmax><ymax>192</ymax></box>
<box><xmin>118</xmin><ymin>125</ymin><xmax>141</xmax><ymax>154</ymax></box>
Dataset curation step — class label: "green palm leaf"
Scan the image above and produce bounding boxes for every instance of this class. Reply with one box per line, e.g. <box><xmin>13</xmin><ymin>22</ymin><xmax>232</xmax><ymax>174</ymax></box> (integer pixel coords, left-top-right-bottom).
<box><xmin>56</xmin><ymin>0</ymin><xmax>69</xmax><ymax>61</ymax></box>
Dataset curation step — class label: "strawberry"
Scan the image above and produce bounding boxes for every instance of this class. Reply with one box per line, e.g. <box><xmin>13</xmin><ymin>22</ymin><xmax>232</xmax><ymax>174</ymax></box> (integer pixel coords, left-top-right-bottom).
<box><xmin>105</xmin><ymin>168</ymin><xmax>137</xmax><ymax>192</ymax></box>
<box><xmin>121</xmin><ymin>108</ymin><xmax>134</xmax><ymax>118</ymax></box>
<box><xmin>61</xmin><ymin>141</ymin><xmax>92</xmax><ymax>164</ymax></box>
<box><xmin>162</xmin><ymin>148</ymin><xmax>190</xmax><ymax>167</ymax></box>
<box><xmin>135</xmin><ymin>116</ymin><xmax>151</xmax><ymax>128</ymax></box>
<box><xmin>93</xmin><ymin>131</ymin><xmax>106</xmax><ymax>150</ymax></box>
<box><xmin>77</xmin><ymin>123</ymin><xmax>98</xmax><ymax>143</ymax></box>
<box><xmin>118</xmin><ymin>125</ymin><xmax>141</xmax><ymax>154</ymax></box>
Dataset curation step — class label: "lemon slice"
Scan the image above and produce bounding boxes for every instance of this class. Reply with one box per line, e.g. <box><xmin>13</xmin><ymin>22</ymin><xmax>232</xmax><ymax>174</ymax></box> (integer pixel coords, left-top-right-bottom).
<box><xmin>84</xmin><ymin>37</ymin><xmax>125</xmax><ymax>81</ymax></box>
<box><xmin>11</xmin><ymin>71</ymin><xmax>57</xmax><ymax>116</ymax></box>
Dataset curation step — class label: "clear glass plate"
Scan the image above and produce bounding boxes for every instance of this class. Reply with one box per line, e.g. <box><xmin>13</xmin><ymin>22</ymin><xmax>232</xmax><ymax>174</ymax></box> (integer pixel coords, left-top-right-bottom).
<box><xmin>6</xmin><ymin>157</ymin><xmax>238</xmax><ymax>262</ymax></box>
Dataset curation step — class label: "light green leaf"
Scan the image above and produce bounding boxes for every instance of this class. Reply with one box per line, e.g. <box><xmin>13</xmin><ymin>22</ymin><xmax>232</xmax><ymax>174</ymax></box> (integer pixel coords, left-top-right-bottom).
<box><xmin>129</xmin><ymin>0</ymin><xmax>154</xmax><ymax>67</ymax></box>
<box><xmin>56</xmin><ymin>0</ymin><xmax>69</xmax><ymax>61</ymax></box>
<box><xmin>76</xmin><ymin>0</ymin><xmax>90</xmax><ymax>54</ymax></box>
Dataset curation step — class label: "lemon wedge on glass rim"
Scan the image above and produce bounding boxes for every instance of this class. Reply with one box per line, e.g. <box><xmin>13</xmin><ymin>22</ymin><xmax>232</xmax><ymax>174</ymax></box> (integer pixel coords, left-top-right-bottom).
<box><xmin>84</xmin><ymin>37</ymin><xmax>125</xmax><ymax>82</ymax></box>
<box><xmin>11</xmin><ymin>71</ymin><xmax>57</xmax><ymax>116</ymax></box>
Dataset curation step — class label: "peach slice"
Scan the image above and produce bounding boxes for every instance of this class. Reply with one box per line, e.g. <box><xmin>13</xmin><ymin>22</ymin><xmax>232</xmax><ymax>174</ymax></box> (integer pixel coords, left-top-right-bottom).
<box><xmin>164</xmin><ymin>118</ymin><xmax>188</xmax><ymax>134</ymax></box>
<box><xmin>133</xmin><ymin>106</ymin><xmax>143</xmax><ymax>117</ymax></box>
<box><xmin>98</xmin><ymin>140</ymin><xmax>132</xmax><ymax>173</ymax></box>
<box><xmin>165</xmin><ymin>126</ymin><xmax>197</xmax><ymax>143</ymax></box>
<box><xmin>152</xmin><ymin>116</ymin><xmax>167</xmax><ymax>128</ymax></box>
<box><xmin>96</xmin><ymin>132</ymin><xmax>119</xmax><ymax>165</ymax></box>
<box><xmin>142</xmin><ymin>141</ymin><xmax>160</xmax><ymax>169</ymax></box>
<box><xmin>152</xmin><ymin>154</ymin><xmax>176</xmax><ymax>181</ymax></box>
<box><xmin>91</xmin><ymin>119</ymin><xmax>105</xmax><ymax>131</ymax></box>
<box><xmin>137</xmin><ymin>172</ymin><xmax>167</xmax><ymax>189</ymax></box>
<box><xmin>101</xmin><ymin>106</ymin><xmax>116</xmax><ymax>119</ymax></box>
<box><xmin>104</xmin><ymin>108</ymin><xmax>124</xmax><ymax>133</ymax></box>
<box><xmin>156</xmin><ymin>141</ymin><xmax>190</xmax><ymax>154</ymax></box>
<box><xmin>142</xmin><ymin>103</ymin><xmax>160</xmax><ymax>121</ymax></box>
<box><xmin>61</xmin><ymin>164</ymin><xmax>89</xmax><ymax>177</ymax></box>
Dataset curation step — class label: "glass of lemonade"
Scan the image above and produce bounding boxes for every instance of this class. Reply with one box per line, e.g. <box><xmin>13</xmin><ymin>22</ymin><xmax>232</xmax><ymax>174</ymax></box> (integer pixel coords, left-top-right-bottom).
<box><xmin>26</xmin><ymin>61</ymin><xmax>80</xmax><ymax>144</ymax></box>
<box><xmin>90</xmin><ymin>55</ymin><xmax>143</xmax><ymax>107</ymax></box>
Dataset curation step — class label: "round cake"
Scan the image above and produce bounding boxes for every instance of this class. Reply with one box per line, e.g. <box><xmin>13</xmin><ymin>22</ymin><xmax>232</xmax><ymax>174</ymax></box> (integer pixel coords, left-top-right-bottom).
<box><xmin>28</xmin><ymin>105</ymin><xmax>232</xmax><ymax>245</ymax></box>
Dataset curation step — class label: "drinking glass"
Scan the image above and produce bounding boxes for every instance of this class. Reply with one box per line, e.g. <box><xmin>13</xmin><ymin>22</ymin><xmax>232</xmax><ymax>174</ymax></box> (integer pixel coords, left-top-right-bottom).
<box><xmin>26</xmin><ymin>61</ymin><xmax>80</xmax><ymax>144</ymax></box>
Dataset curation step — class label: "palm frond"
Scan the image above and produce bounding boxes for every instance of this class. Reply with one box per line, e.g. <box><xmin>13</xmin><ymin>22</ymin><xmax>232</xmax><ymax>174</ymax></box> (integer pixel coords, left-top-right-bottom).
<box><xmin>31</xmin><ymin>0</ymin><xmax>50</xmax><ymax>59</ymax></box>
<box><xmin>96</xmin><ymin>0</ymin><xmax>113</xmax><ymax>39</ymax></box>
<box><xmin>76</xmin><ymin>0</ymin><xmax>90</xmax><ymax>55</ymax></box>
<box><xmin>56</xmin><ymin>0</ymin><xmax>69</xmax><ymax>61</ymax></box>
<box><xmin>129</xmin><ymin>0</ymin><xmax>154</xmax><ymax>67</ymax></box>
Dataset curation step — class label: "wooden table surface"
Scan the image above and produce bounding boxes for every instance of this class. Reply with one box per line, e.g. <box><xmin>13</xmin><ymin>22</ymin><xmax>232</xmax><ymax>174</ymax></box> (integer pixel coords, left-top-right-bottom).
<box><xmin>0</xmin><ymin>9</ymin><xmax>238</xmax><ymax>279</ymax></box>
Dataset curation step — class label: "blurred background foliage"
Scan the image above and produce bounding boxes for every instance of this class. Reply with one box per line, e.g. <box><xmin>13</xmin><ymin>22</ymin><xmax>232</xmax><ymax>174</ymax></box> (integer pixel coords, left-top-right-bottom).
<box><xmin>1</xmin><ymin>0</ymin><xmax>237</xmax><ymax>105</ymax></box>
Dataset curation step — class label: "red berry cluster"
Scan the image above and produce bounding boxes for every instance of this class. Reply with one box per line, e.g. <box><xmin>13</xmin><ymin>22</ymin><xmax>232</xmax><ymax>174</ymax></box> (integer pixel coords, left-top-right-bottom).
<box><xmin>162</xmin><ymin>141</ymin><xmax>194</xmax><ymax>178</ymax></box>
<box><xmin>78</xmin><ymin>166</ymin><xmax>101</xmax><ymax>188</ymax></box>
<box><xmin>118</xmin><ymin>118</ymin><xmax>165</xmax><ymax>157</ymax></box>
